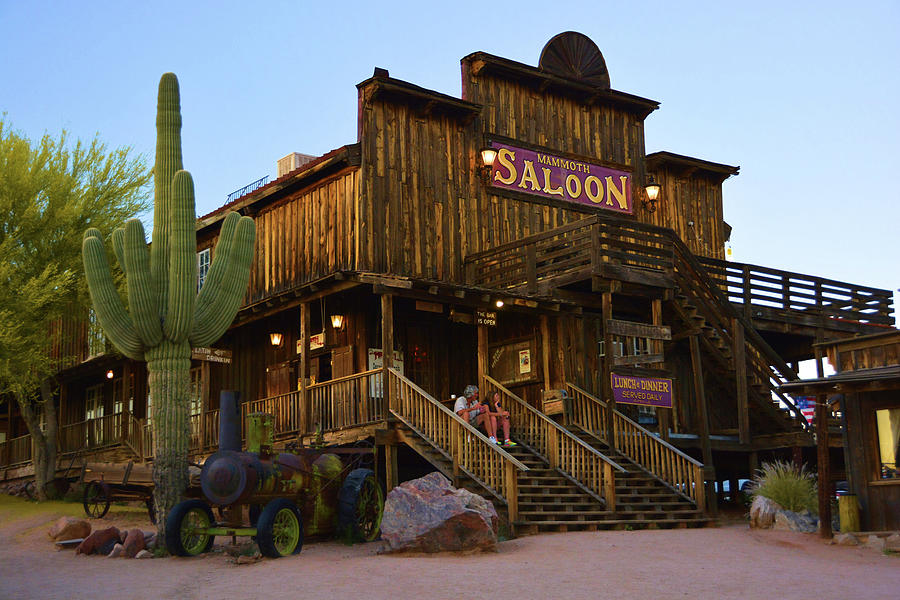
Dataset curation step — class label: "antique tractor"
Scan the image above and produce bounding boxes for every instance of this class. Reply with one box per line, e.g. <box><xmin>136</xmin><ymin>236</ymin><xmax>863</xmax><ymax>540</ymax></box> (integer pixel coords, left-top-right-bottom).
<box><xmin>166</xmin><ymin>394</ymin><xmax>383</xmax><ymax>558</ymax></box>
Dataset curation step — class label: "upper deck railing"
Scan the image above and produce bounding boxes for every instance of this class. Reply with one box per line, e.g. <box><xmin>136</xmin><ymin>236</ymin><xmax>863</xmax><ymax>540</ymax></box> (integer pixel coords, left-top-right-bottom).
<box><xmin>226</xmin><ymin>175</ymin><xmax>269</xmax><ymax>204</ymax></box>
<box><xmin>697</xmin><ymin>256</ymin><xmax>894</xmax><ymax>327</ymax></box>
<box><xmin>463</xmin><ymin>214</ymin><xmax>894</xmax><ymax>329</ymax></box>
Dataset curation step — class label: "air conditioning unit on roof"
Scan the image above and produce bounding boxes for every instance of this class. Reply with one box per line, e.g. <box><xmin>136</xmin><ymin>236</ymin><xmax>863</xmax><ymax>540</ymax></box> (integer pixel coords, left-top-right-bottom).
<box><xmin>277</xmin><ymin>152</ymin><xmax>316</xmax><ymax>178</ymax></box>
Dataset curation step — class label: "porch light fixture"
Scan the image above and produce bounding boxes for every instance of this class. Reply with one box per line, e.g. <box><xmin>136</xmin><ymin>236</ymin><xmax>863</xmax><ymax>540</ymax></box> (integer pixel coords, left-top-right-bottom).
<box><xmin>269</xmin><ymin>332</ymin><xmax>284</xmax><ymax>347</ymax></box>
<box><xmin>106</xmin><ymin>370</ymin><xmax>114</xmax><ymax>380</ymax></box>
<box><xmin>330</xmin><ymin>314</ymin><xmax>345</xmax><ymax>330</ymax></box>
<box><xmin>643</xmin><ymin>175</ymin><xmax>661</xmax><ymax>214</ymax></box>
<box><xmin>479</xmin><ymin>146</ymin><xmax>497</xmax><ymax>181</ymax></box>
<box><xmin>494</xmin><ymin>299</ymin><xmax>504</xmax><ymax>308</ymax></box>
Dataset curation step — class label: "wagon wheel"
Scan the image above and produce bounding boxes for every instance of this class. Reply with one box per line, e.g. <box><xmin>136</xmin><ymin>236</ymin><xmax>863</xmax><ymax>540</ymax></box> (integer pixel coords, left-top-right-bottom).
<box><xmin>165</xmin><ymin>499</ymin><xmax>215</xmax><ymax>556</ymax></box>
<box><xmin>83</xmin><ymin>481</ymin><xmax>111</xmax><ymax>519</ymax></box>
<box><xmin>256</xmin><ymin>499</ymin><xmax>303</xmax><ymax>558</ymax></box>
<box><xmin>337</xmin><ymin>468</ymin><xmax>384</xmax><ymax>542</ymax></box>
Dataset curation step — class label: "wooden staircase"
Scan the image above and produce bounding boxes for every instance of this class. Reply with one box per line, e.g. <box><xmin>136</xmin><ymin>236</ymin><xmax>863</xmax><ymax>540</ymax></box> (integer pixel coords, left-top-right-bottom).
<box><xmin>508</xmin><ymin>441</ymin><xmax>711</xmax><ymax>532</ymax></box>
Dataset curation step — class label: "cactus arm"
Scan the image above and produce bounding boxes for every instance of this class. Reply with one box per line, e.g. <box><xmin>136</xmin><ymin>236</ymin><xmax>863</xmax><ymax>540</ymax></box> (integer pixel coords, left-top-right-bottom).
<box><xmin>82</xmin><ymin>230</ymin><xmax>144</xmax><ymax>360</ymax></box>
<box><xmin>190</xmin><ymin>216</ymin><xmax>255</xmax><ymax>347</ymax></box>
<box><xmin>112</xmin><ymin>227</ymin><xmax>126</xmax><ymax>271</ymax></box>
<box><xmin>194</xmin><ymin>211</ymin><xmax>239</xmax><ymax>308</ymax></box>
<box><xmin>150</xmin><ymin>73</ymin><xmax>183</xmax><ymax>317</ymax></box>
<box><xmin>164</xmin><ymin>170</ymin><xmax>196</xmax><ymax>342</ymax></box>
<box><xmin>123</xmin><ymin>219</ymin><xmax>162</xmax><ymax>346</ymax></box>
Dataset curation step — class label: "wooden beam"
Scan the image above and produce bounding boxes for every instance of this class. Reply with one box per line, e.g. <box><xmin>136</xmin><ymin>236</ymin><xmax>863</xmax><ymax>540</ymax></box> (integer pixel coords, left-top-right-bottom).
<box><xmin>733</xmin><ymin>318</ymin><xmax>750</xmax><ymax>445</ymax></box>
<box><xmin>815</xmin><ymin>336</ymin><xmax>832</xmax><ymax>539</ymax></box>
<box><xmin>385</xmin><ymin>442</ymin><xmax>398</xmax><ymax>492</ymax></box>
<box><xmin>601</xmin><ymin>292</ymin><xmax>615</xmax><ymax>443</ymax></box>
<box><xmin>606</xmin><ymin>319</ymin><xmax>671</xmax><ymax>340</ymax></box>
<box><xmin>651</xmin><ymin>300</ymin><xmax>669</xmax><ymax>441</ymax></box>
<box><xmin>690</xmin><ymin>334</ymin><xmax>716</xmax><ymax>514</ymax></box>
<box><xmin>299</xmin><ymin>301</ymin><xmax>311</xmax><ymax>434</ymax></box>
<box><xmin>613</xmin><ymin>353</ymin><xmax>665</xmax><ymax>366</ymax></box>
<box><xmin>477</xmin><ymin>325</ymin><xmax>488</xmax><ymax>390</ymax></box>
<box><xmin>540</xmin><ymin>315</ymin><xmax>552</xmax><ymax>392</ymax></box>
<box><xmin>381</xmin><ymin>294</ymin><xmax>394</xmax><ymax>370</ymax></box>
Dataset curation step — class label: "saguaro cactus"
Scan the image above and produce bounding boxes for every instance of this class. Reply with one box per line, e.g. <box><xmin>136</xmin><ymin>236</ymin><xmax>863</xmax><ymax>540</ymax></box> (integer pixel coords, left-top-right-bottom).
<box><xmin>82</xmin><ymin>73</ymin><xmax>255</xmax><ymax>545</ymax></box>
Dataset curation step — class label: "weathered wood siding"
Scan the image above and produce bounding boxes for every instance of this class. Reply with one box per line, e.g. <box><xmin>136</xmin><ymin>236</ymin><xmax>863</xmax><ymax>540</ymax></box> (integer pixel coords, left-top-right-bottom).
<box><xmin>358</xmin><ymin>70</ymin><xmax>650</xmax><ymax>285</ymax></box>
<box><xmin>645</xmin><ymin>167</ymin><xmax>727</xmax><ymax>260</ymax></box>
<box><xmin>245</xmin><ymin>170</ymin><xmax>359</xmax><ymax>304</ymax></box>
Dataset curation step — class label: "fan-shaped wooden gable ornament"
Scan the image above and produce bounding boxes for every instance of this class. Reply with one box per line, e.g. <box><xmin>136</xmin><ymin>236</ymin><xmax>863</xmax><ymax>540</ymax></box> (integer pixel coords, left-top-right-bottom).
<box><xmin>538</xmin><ymin>31</ymin><xmax>610</xmax><ymax>89</ymax></box>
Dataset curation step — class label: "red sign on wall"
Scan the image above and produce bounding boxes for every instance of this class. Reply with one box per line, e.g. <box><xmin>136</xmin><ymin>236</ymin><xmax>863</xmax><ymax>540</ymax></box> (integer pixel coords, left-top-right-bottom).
<box><xmin>489</xmin><ymin>143</ymin><xmax>633</xmax><ymax>214</ymax></box>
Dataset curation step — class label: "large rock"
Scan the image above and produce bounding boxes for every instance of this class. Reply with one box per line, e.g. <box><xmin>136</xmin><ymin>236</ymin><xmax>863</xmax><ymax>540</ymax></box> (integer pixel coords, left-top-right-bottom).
<box><xmin>884</xmin><ymin>533</ymin><xmax>900</xmax><ymax>552</ymax></box>
<box><xmin>833</xmin><ymin>533</ymin><xmax>859</xmax><ymax>546</ymax></box>
<box><xmin>773</xmin><ymin>509</ymin><xmax>818</xmax><ymax>533</ymax></box>
<box><xmin>48</xmin><ymin>517</ymin><xmax>91</xmax><ymax>541</ymax></box>
<box><xmin>123</xmin><ymin>528</ymin><xmax>145</xmax><ymax>558</ymax></box>
<box><xmin>76</xmin><ymin>527</ymin><xmax>121</xmax><ymax>556</ymax></box>
<box><xmin>749</xmin><ymin>495</ymin><xmax>781</xmax><ymax>529</ymax></box>
<box><xmin>381</xmin><ymin>472</ymin><xmax>498</xmax><ymax>553</ymax></box>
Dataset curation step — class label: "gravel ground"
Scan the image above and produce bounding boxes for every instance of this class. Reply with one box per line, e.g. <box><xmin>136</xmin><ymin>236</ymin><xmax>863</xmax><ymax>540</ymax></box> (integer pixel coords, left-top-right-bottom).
<box><xmin>1</xmin><ymin>497</ymin><xmax>898</xmax><ymax>600</ymax></box>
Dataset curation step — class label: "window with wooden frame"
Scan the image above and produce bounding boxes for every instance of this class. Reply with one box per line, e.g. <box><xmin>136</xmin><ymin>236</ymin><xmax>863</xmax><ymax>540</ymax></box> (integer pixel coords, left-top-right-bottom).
<box><xmin>197</xmin><ymin>248</ymin><xmax>211</xmax><ymax>292</ymax></box>
<box><xmin>189</xmin><ymin>366</ymin><xmax>203</xmax><ymax>417</ymax></box>
<box><xmin>112</xmin><ymin>374</ymin><xmax>134</xmax><ymax>415</ymax></box>
<box><xmin>876</xmin><ymin>407</ymin><xmax>900</xmax><ymax>479</ymax></box>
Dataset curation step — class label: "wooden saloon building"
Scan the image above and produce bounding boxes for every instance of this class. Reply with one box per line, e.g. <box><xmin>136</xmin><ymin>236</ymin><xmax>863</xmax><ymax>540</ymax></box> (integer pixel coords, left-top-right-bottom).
<box><xmin>2</xmin><ymin>32</ymin><xmax>895</xmax><ymax>532</ymax></box>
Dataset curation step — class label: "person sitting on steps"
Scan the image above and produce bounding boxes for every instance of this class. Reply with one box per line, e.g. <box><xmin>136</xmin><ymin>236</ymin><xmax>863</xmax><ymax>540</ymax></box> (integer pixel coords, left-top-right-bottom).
<box><xmin>486</xmin><ymin>391</ymin><xmax>516</xmax><ymax>447</ymax></box>
<box><xmin>453</xmin><ymin>385</ymin><xmax>498</xmax><ymax>444</ymax></box>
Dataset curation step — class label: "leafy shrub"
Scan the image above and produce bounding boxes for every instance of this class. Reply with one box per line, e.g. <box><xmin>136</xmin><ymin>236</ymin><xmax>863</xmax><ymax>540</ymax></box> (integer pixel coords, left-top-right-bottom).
<box><xmin>749</xmin><ymin>460</ymin><xmax>817</xmax><ymax>515</ymax></box>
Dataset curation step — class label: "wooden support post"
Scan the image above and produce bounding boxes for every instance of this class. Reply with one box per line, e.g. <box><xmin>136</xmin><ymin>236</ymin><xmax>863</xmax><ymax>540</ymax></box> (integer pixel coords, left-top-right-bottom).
<box><xmin>749</xmin><ymin>451</ymin><xmax>759</xmax><ymax>478</ymax></box>
<box><xmin>603</xmin><ymin>463</ymin><xmax>616</xmax><ymax>511</ymax></box>
<box><xmin>814</xmin><ymin>339</ymin><xmax>832</xmax><ymax>539</ymax></box>
<box><xmin>477</xmin><ymin>325</ymin><xmax>488</xmax><ymax>391</ymax></box>
<box><xmin>732</xmin><ymin>317</ymin><xmax>750</xmax><ymax>445</ymax></box>
<box><xmin>690</xmin><ymin>334</ymin><xmax>716</xmax><ymax>515</ymax></box>
<box><xmin>729</xmin><ymin>478</ymin><xmax>740</xmax><ymax>505</ymax></box>
<box><xmin>299</xmin><ymin>301</ymin><xmax>311</xmax><ymax>435</ymax></box>
<box><xmin>451</xmin><ymin>420</ymin><xmax>462</xmax><ymax>486</ymax></box>
<box><xmin>652</xmin><ymin>299</ymin><xmax>669</xmax><ymax>440</ymax></box>
<box><xmin>742</xmin><ymin>264</ymin><xmax>752</xmax><ymax>319</ymax></box>
<box><xmin>504</xmin><ymin>461</ymin><xmax>519</xmax><ymax>524</ymax></box>
<box><xmin>200</xmin><ymin>361</ymin><xmax>210</xmax><ymax>449</ymax></box>
<box><xmin>601</xmin><ymin>292</ymin><xmax>615</xmax><ymax>445</ymax></box>
<box><xmin>381</xmin><ymin>294</ymin><xmax>394</xmax><ymax>371</ymax></box>
<box><xmin>540</xmin><ymin>315</ymin><xmax>552</xmax><ymax>394</ymax></box>
<box><xmin>385</xmin><ymin>443</ymin><xmax>398</xmax><ymax>492</ymax></box>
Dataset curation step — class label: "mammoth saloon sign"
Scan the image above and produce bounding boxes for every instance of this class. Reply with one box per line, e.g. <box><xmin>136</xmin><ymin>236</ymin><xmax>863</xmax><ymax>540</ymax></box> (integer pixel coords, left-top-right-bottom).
<box><xmin>489</xmin><ymin>142</ymin><xmax>633</xmax><ymax>214</ymax></box>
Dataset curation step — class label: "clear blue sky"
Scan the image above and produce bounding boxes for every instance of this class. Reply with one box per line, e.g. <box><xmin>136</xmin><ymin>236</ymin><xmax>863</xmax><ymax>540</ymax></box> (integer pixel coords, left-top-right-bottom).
<box><xmin>2</xmin><ymin>1</ymin><xmax>898</xmax><ymax>305</ymax></box>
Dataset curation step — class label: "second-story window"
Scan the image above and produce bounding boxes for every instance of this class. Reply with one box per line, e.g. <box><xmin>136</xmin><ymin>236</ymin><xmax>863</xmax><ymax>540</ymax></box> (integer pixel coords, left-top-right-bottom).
<box><xmin>87</xmin><ymin>309</ymin><xmax>105</xmax><ymax>358</ymax></box>
<box><xmin>197</xmin><ymin>248</ymin><xmax>211</xmax><ymax>292</ymax></box>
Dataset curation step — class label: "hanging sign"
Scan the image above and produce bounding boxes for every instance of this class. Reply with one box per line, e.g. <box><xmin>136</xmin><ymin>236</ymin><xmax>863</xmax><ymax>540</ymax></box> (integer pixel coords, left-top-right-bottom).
<box><xmin>476</xmin><ymin>310</ymin><xmax>497</xmax><ymax>326</ymax></box>
<box><xmin>489</xmin><ymin>142</ymin><xmax>633</xmax><ymax>214</ymax></box>
<box><xmin>191</xmin><ymin>347</ymin><xmax>232</xmax><ymax>364</ymax></box>
<box><xmin>611</xmin><ymin>374</ymin><xmax>673</xmax><ymax>408</ymax></box>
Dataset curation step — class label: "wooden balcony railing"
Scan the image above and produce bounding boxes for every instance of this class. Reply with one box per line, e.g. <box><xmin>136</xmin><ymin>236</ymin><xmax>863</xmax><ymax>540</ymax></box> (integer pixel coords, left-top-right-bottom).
<box><xmin>243</xmin><ymin>391</ymin><xmax>302</xmax><ymax>438</ymax></box>
<box><xmin>387</xmin><ymin>368</ymin><xmax>527</xmax><ymax>520</ymax></box>
<box><xmin>58</xmin><ymin>411</ymin><xmax>145</xmax><ymax>457</ymax></box>
<box><xmin>189</xmin><ymin>410</ymin><xmax>219</xmax><ymax>453</ymax></box>
<box><xmin>1</xmin><ymin>434</ymin><xmax>32</xmax><ymax>468</ymax></box>
<box><xmin>309</xmin><ymin>369</ymin><xmax>385</xmax><ymax>432</ymax></box>
<box><xmin>566</xmin><ymin>383</ymin><xmax>706</xmax><ymax>510</ymax></box>
<box><xmin>483</xmin><ymin>376</ymin><xmax>622</xmax><ymax>510</ymax></box>
<box><xmin>698</xmin><ymin>256</ymin><xmax>894</xmax><ymax>326</ymax></box>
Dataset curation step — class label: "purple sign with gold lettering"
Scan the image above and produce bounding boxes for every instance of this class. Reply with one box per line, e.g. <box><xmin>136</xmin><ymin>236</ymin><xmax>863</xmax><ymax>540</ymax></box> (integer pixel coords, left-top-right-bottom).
<box><xmin>489</xmin><ymin>142</ymin><xmax>633</xmax><ymax>214</ymax></box>
<box><xmin>611</xmin><ymin>374</ymin><xmax>673</xmax><ymax>408</ymax></box>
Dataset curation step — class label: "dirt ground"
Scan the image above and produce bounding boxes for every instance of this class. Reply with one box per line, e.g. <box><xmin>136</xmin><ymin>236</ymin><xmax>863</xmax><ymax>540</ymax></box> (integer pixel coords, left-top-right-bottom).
<box><xmin>1</xmin><ymin>497</ymin><xmax>898</xmax><ymax>600</ymax></box>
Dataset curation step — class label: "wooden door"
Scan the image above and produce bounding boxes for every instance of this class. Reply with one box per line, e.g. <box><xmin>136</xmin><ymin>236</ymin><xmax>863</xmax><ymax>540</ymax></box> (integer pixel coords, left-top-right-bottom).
<box><xmin>331</xmin><ymin>346</ymin><xmax>354</xmax><ymax>427</ymax></box>
<box><xmin>266</xmin><ymin>361</ymin><xmax>293</xmax><ymax>398</ymax></box>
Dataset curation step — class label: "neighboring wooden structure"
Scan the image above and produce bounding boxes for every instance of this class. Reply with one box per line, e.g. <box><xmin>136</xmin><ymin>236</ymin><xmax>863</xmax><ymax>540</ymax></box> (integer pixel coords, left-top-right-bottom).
<box><xmin>783</xmin><ymin>331</ymin><xmax>900</xmax><ymax>532</ymax></box>
<box><xmin>3</xmin><ymin>33</ymin><xmax>895</xmax><ymax>531</ymax></box>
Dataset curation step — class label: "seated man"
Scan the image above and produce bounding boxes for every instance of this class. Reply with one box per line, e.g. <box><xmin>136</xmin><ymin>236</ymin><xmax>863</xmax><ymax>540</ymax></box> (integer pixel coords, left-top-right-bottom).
<box><xmin>485</xmin><ymin>391</ymin><xmax>516</xmax><ymax>446</ymax></box>
<box><xmin>453</xmin><ymin>385</ymin><xmax>498</xmax><ymax>444</ymax></box>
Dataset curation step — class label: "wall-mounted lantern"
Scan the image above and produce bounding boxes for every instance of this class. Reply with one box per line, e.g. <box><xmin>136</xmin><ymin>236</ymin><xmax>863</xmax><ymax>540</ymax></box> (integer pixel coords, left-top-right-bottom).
<box><xmin>330</xmin><ymin>314</ymin><xmax>345</xmax><ymax>330</ymax></box>
<box><xmin>494</xmin><ymin>299</ymin><xmax>504</xmax><ymax>309</ymax></box>
<box><xmin>643</xmin><ymin>175</ymin><xmax>661</xmax><ymax>214</ymax></box>
<box><xmin>106</xmin><ymin>370</ymin><xmax>114</xmax><ymax>380</ymax></box>
<box><xmin>479</xmin><ymin>146</ymin><xmax>497</xmax><ymax>181</ymax></box>
<box><xmin>269</xmin><ymin>332</ymin><xmax>284</xmax><ymax>347</ymax></box>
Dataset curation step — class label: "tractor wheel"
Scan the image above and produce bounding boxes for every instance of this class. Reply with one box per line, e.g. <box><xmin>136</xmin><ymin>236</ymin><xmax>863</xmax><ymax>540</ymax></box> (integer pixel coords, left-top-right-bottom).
<box><xmin>256</xmin><ymin>499</ymin><xmax>303</xmax><ymax>558</ymax></box>
<box><xmin>166</xmin><ymin>499</ymin><xmax>215</xmax><ymax>556</ymax></box>
<box><xmin>337</xmin><ymin>468</ymin><xmax>384</xmax><ymax>542</ymax></box>
<box><xmin>82</xmin><ymin>481</ymin><xmax>111</xmax><ymax>518</ymax></box>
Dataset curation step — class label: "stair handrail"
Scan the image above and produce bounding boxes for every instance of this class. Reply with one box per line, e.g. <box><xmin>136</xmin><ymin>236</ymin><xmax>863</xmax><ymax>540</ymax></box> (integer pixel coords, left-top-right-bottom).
<box><xmin>482</xmin><ymin>375</ymin><xmax>622</xmax><ymax>510</ymax></box>
<box><xmin>386</xmin><ymin>368</ymin><xmax>527</xmax><ymax>519</ymax></box>
<box><xmin>566</xmin><ymin>383</ymin><xmax>706</xmax><ymax>510</ymax></box>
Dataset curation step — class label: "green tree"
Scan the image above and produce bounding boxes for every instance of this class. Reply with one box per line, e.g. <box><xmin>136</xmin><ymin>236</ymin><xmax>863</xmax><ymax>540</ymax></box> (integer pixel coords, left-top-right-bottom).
<box><xmin>0</xmin><ymin>119</ymin><xmax>150</xmax><ymax>499</ymax></box>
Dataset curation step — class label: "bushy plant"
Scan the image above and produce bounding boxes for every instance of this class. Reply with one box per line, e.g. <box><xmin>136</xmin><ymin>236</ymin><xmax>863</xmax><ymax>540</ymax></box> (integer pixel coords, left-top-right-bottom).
<box><xmin>749</xmin><ymin>460</ymin><xmax>818</xmax><ymax>515</ymax></box>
